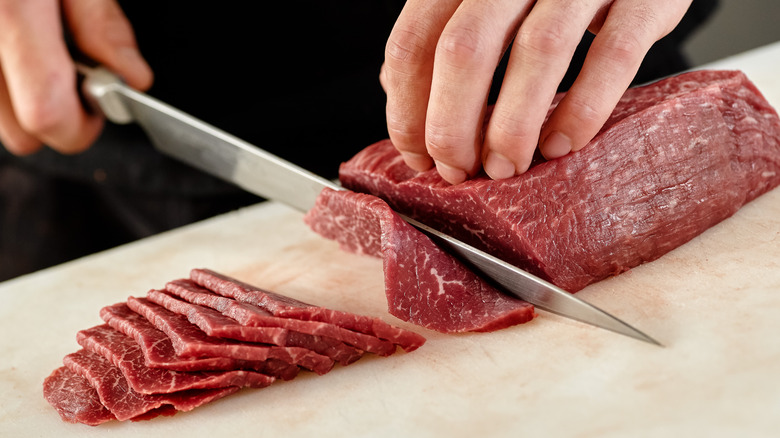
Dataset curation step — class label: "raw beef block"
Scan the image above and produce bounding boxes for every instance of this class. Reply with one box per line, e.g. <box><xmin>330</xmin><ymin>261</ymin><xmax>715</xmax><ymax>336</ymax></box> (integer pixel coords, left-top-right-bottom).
<box><xmin>63</xmin><ymin>349</ymin><xmax>237</xmax><ymax>422</ymax></box>
<box><xmin>146</xmin><ymin>288</ymin><xmax>364</xmax><ymax>365</ymax></box>
<box><xmin>100</xmin><ymin>302</ymin><xmax>300</xmax><ymax>380</ymax></box>
<box><xmin>77</xmin><ymin>324</ymin><xmax>274</xmax><ymax>394</ymax></box>
<box><xmin>304</xmin><ymin>188</ymin><xmax>536</xmax><ymax>333</ymax></box>
<box><xmin>339</xmin><ymin>70</ymin><xmax>780</xmax><ymax>292</ymax></box>
<box><xmin>126</xmin><ymin>296</ymin><xmax>335</xmax><ymax>375</ymax></box>
<box><xmin>189</xmin><ymin>268</ymin><xmax>427</xmax><ymax>350</ymax></box>
<box><xmin>165</xmin><ymin>278</ymin><xmax>400</xmax><ymax>356</ymax></box>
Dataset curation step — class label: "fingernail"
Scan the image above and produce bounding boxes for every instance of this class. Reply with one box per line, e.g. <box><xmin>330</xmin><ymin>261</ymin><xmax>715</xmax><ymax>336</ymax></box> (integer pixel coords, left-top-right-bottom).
<box><xmin>484</xmin><ymin>152</ymin><xmax>516</xmax><ymax>180</ymax></box>
<box><xmin>400</xmin><ymin>151</ymin><xmax>434</xmax><ymax>172</ymax></box>
<box><xmin>434</xmin><ymin>161</ymin><xmax>467</xmax><ymax>185</ymax></box>
<box><xmin>541</xmin><ymin>131</ymin><xmax>572</xmax><ymax>159</ymax></box>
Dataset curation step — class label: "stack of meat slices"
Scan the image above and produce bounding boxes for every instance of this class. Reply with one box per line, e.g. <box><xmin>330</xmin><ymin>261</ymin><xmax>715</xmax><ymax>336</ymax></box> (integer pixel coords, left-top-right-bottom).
<box><xmin>43</xmin><ymin>269</ymin><xmax>425</xmax><ymax>426</ymax></box>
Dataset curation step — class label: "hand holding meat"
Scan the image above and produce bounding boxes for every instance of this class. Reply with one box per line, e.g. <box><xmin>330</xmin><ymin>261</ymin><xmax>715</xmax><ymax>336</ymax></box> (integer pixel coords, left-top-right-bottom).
<box><xmin>0</xmin><ymin>0</ymin><xmax>152</xmax><ymax>155</ymax></box>
<box><xmin>381</xmin><ymin>0</ymin><xmax>694</xmax><ymax>184</ymax></box>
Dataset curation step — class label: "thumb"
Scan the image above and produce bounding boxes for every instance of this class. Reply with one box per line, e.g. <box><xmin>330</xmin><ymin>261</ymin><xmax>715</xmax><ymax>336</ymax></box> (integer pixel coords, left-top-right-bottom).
<box><xmin>62</xmin><ymin>0</ymin><xmax>153</xmax><ymax>91</ymax></box>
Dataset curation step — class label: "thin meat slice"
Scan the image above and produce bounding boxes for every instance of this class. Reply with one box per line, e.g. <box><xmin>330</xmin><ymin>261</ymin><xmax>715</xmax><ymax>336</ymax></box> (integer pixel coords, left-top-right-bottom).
<box><xmin>146</xmin><ymin>289</ymin><xmax>364</xmax><ymax>365</ymax></box>
<box><xmin>63</xmin><ymin>349</ymin><xmax>238</xmax><ymax>422</ymax></box>
<box><xmin>44</xmin><ymin>272</ymin><xmax>428</xmax><ymax>426</ymax></box>
<box><xmin>166</xmin><ymin>279</ymin><xmax>400</xmax><ymax>356</ymax></box>
<box><xmin>43</xmin><ymin>366</ymin><xmax>116</xmax><ymax>426</ymax></box>
<box><xmin>77</xmin><ymin>324</ymin><xmax>274</xmax><ymax>394</ymax></box>
<box><xmin>126</xmin><ymin>296</ymin><xmax>335</xmax><ymax>375</ymax></box>
<box><xmin>190</xmin><ymin>268</ymin><xmax>427</xmax><ymax>350</ymax></box>
<box><xmin>304</xmin><ymin>188</ymin><xmax>536</xmax><ymax>333</ymax></box>
<box><xmin>100</xmin><ymin>302</ymin><xmax>299</xmax><ymax>380</ymax></box>
<box><xmin>339</xmin><ymin>70</ymin><xmax>780</xmax><ymax>292</ymax></box>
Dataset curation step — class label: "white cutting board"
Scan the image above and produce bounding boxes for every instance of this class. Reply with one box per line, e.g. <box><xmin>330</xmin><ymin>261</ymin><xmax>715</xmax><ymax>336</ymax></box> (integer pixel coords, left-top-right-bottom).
<box><xmin>2</xmin><ymin>42</ymin><xmax>780</xmax><ymax>438</ymax></box>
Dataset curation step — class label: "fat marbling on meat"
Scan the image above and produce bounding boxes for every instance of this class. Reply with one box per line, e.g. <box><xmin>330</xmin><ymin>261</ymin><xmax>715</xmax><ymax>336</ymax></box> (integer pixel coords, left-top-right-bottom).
<box><xmin>338</xmin><ymin>70</ymin><xmax>780</xmax><ymax>293</ymax></box>
<box><xmin>304</xmin><ymin>188</ymin><xmax>536</xmax><ymax>333</ymax></box>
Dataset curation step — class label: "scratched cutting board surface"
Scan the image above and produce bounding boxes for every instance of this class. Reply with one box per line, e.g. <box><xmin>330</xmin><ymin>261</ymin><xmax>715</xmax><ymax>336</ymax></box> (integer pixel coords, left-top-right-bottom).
<box><xmin>2</xmin><ymin>43</ymin><xmax>780</xmax><ymax>438</ymax></box>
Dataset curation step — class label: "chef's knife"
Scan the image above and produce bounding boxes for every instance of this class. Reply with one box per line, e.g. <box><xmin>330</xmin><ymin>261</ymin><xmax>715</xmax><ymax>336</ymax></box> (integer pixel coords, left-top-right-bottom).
<box><xmin>78</xmin><ymin>64</ymin><xmax>661</xmax><ymax>346</ymax></box>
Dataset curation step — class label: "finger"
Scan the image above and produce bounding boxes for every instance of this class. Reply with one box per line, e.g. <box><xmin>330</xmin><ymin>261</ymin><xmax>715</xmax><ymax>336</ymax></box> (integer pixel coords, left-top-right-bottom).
<box><xmin>426</xmin><ymin>0</ymin><xmax>535</xmax><ymax>184</ymax></box>
<box><xmin>483</xmin><ymin>0</ymin><xmax>601</xmax><ymax>178</ymax></box>
<box><xmin>63</xmin><ymin>0</ymin><xmax>153</xmax><ymax>91</ymax></box>
<box><xmin>0</xmin><ymin>0</ymin><xmax>104</xmax><ymax>154</ymax></box>
<box><xmin>384</xmin><ymin>0</ymin><xmax>461</xmax><ymax>173</ymax></box>
<box><xmin>539</xmin><ymin>0</ymin><xmax>692</xmax><ymax>157</ymax></box>
<box><xmin>0</xmin><ymin>68</ymin><xmax>42</xmax><ymax>155</ymax></box>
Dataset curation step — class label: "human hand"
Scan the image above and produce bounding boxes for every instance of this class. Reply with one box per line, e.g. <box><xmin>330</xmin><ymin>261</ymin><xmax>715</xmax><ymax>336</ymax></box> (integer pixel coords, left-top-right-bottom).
<box><xmin>381</xmin><ymin>0</ymin><xmax>693</xmax><ymax>184</ymax></box>
<box><xmin>0</xmin><ymin>0</ymin><xmax>152</xmax><ymax>155</ymax></box>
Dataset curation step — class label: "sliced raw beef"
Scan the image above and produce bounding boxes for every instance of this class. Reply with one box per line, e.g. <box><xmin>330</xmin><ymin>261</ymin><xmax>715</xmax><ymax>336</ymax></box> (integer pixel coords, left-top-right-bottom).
<box><xmin>189</xmin><ymin>268</ymin><xmax>427</xmax><ymax>350</ymax></box>
<box><xmin>304</xmin><ymin>188</ymin><xmax>536</xmax><ymax>333</ymax></box>
<box><xmin>165</xmin><ymin>279</ymin><xmax>401</xmax><ymax>356</ymax></box>
<box><xmin>43</xmin><ymin>366</ymin><xmax>116</xmax><ymax>426</ymax></box>
<box><xmin>339</xmin><ymin>70</ymin><xmax>780</xmax><ymax>292</ymax></box>
<box><xmin>44</xmin><ymin>270</ymin><xmax>426</xmax><ymax>425</ymax></box>
<box><xmin>77</xmin><ymin>324</ymin><xmax>274</xmax><ymax>394</ymax></box>
<box><xmin>126</xmin><ymin>296</ymin><xmax>335</xmax><ymax>375</ymax></box>
<box><xmin>63</xmin><ymin>349</ymin><xmax>238</xmax><ymax>422</ymax></box>
<box><xmin>145</xmin><ymin>288</ymin><xmax>364</xmax><ymax>365</ymax></box>
<box><xmin>100</xmin><ymin>302</ymin><xmax>300</xmax><ymax>380</ymax></box>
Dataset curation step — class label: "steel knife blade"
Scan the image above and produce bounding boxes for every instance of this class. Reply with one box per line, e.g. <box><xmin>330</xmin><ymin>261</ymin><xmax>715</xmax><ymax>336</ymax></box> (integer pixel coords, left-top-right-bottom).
<box><xmin>78</xmin><ymin>64</ymin><xmax>660</xmax><ymax>346</ymax></box>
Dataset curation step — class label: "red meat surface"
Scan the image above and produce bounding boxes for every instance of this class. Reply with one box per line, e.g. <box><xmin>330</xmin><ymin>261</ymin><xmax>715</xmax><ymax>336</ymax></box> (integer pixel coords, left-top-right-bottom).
<box><xmin>126</xmin><ymin>296</ymin><xmax>335</xmax><ymax>375</ymax></box>
<box><xmin>43</xmin><ymin>367</ymin><xmax>117</xmax><ymax>426</ymax></box>
<box><xmin>100</xmin><ymin>302</ymin><xmax>299</xmax><ymax>379</ymax></box>
<box><xmin>304</xmin><ymin>188</ymin><xmax>536</xmax><ymax>333</ymax></box>
<box><xmin>44</xmin><ymin>272</ymin><xmax>426</xmax><ymax>426</ymax></box>
<box><xmin>63</xmin><ymin>349</ymin><xmax>237</xmax><ymax>422</ymax></box>
<box><xmin>165</xmin><ymin>279</ymin><xmax>401</xmax><ymax>356</ymax></box>
<box><xmin>339</xmin><ymin>70</ymin><xmax>780</xmax><ymax>293</ymax></box>
<box><xmin>189</xmin><ymin>268</ymin><xmax>427</xmax><ymax>351</ymax></box>
<box><xmin>146</xmin><ymin>288</ymin><xmax>364</xmax><ymax>365</ymax></box>
<box><xmin>77</xmin><ymin>324</ymin><xmax>274</xmax><ymax>394</ymax></box>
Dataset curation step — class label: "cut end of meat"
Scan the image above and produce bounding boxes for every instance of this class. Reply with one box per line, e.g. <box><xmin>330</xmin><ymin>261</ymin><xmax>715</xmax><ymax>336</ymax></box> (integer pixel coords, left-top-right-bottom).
<box><xmin>305</xmin><ymin>188</ymin><xmax>537</xmax><ymax>333</ymax></box>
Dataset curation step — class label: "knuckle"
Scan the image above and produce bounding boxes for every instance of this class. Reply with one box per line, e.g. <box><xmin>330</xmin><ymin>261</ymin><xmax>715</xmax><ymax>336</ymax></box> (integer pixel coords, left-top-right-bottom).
<box><xmin>15</xmin><ymin>74</ymin><xmax>72</xmax><ymax>138</ymax></box>
<box><xmin>425</xmin><ymin>122</ymin><xmax>469</xmax><ymax>160</ymax></box>
<box><xmin>515</xmin><ymin>18</ymin><xmax>570</xmax><ymax>56</ymax></box>
<box><xmin>563</xmin><ymin>95</ymin><xmax>603</xmax><ymax>126</ymax></box>
<box><xmin>600</xmin><ymin>32</ymin><xmax>644</xmax><ymax>63</ymax></box>
<box><xmin>627</xmin><ymin>3</ymin><xmax>660</xmax><ymax>33</ymax></box>
<box><xmin>385</xmin><ymin>25</ymin><xmax>432</xmax><ymax>72</ymax></box>
<box><xmin>597</xmin><ymin>6</ymin><xmax>658</xmax><ymax>61</ymax></box>
<box><xmin>489</xmin><ymin>110</ymin><xmax>539</xmax><ymax>145</ymax></box>
<box><xmin>387</xmin><ymin>123</ymin><xmax>424</xmax><ymax>153</ymax></box>
<box><xmin>436</xmin><ymin>24</ymin><xmax>490</xmax><ymax>67</ymax></box>
<box><xmin>17</xmin><ymin>103</ymin><xmax>62</xmax><ymax>138</ymax></box>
